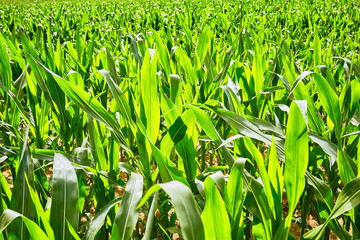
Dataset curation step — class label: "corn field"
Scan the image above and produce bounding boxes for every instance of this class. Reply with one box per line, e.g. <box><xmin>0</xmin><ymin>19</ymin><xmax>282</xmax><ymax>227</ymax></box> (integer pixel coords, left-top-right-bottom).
<box><xmin>0</xmin><ymin>0</ymin><xmax>360</xmax><ymax>239</ymax></box>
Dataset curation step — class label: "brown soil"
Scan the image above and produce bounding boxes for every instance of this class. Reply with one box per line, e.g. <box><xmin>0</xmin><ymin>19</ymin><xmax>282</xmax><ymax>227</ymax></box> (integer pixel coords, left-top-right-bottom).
<box><xmin>46</xmin><ymin>166</ymin><xmax>53</xmax><ymax>180</ymax></box>
<box><xmin>2</xmin><ymin>167</ymin><xmax>13</xmax><ymax>189</ymax></box>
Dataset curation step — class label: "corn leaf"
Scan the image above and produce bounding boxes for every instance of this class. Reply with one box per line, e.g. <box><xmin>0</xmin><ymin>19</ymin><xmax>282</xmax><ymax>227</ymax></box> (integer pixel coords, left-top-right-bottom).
<box><xmin>138</xmin><ymin>181</ymin><xmax>204</xmax><ymax>240</ymax></box>
<box><xmin>50</xmin><ymin>153</ymin><xmax>79</xmax><ymax>240</ymax></box>
<box><xmin>201</xmin><ymin>177</ymin><xmax>232</xmax><ymax>240</ymax></box>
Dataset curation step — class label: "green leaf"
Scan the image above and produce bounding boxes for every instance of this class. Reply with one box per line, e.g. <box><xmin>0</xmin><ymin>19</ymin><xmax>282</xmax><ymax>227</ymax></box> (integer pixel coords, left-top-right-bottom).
<box><xmin>305</xmin><ymin>172</ymin><xmax>351</xmax><ymax>240</ymax></box>
<box><xmin>245</xmin><ymin>138</ymin><xmax>277</xmax><ymax>225</ymax></box>
<box><xmin>201</xmin><ymin>177</ymin><xmax>232</xmax><ymax>240</ymax></box>
<box><xmin>134</xmin><ymin>109</ymin><xmax>189</xmax><ymax>186</ymax></box>
<box><xmin>99</xmin><ymin>69</ymin><xmax>132</xmax><ymax>124</ymax></box>
<box><xmin>9</xmin><ymin>125</ymin><xmax>34</xmax><ymax>240</ymax></box>
<box><xmin>140</xmin><ymin>50</ymin><xmax>160</xmax><ymax>144</ymax></box>
<box><xmin>186</xmin><ymin>105</ymin><xmax>235</xmax><ymax>167</ymax></box>
<box><xmin>243</xmin><ymin>171</ymin><xmax>272</xmax><ymax>239</ymax></box>
<box><xmin>313</xmin><ymin>27</ymin><xmax>321</xmax><ymax>66</ymax></box>
<box><xmin>105</xmin><ymin>49</ymin><xmax>120</xmax><ymax>84</ymax></box>
<box><xmin>252</xmin><ymin>38</ymin><xmax>265</xmax><ymax>94</ymax></box>
<box><xmin>0</xmin><ymin>209</ymin><xmax>49</xmax><ymax>240</ymax></box>
<box><xmin>288</xmin><ymin>71</ymin><xmax>313</xmax><ymax>98</ymax></box>
<box><xmin>50</xmin><ymin>153</ymin><xmax>79</xmax><ymax>240</ymax></box>
<box><xmin>283</xmin><ymin>100</ymin><xmax>308</xmax><ymax>238</ymax></box>
<box><xmin>211</xmin><ymin>107</ymin><xmax>285</xmax><ymax>162</ymax></box>
<box><xmin>174</xmin><ymin>47</ymin><xmax>196</xmax><ymax>86</ymax></box>
<box><xmin>84</xmin><ymin>197</ymin><xmax>122</xmax><ymax>240</ymax></box>
<box><xmin>267</xmin><ymin>136</ymin><xmax>284</xmax><ymax>228</ymax></box>
<box><xmin>160</xmin><ymin>94</ymin><xmax>198</xmax><ymax>181</ymax></box>
<box><xmin>309</xmin><ymin>133</ymin><xmax>337</xmax><ymax>165</ymax></box>
<box><xmin>227</xmin><ymin>158</ymin><xmax>247</xmax><ymax>239</ymax></box>
<box><xmin>0</xmin><ymin>171</ymin><xmax>11</xmax><ymax>203</ymax></box>
<box><xmin>305</xmin><ymin>171</ymin><xmax>332</xmax><ymax>210</ymax></box>
<box><xmin>142</xmin><ymin>191</ymin><xmax>159</xmax><ymax>240</ymax></box>
<box><xmin>167</xmin><ymin>111</ymin><xmax>198</xmax><ymax>181</ymax></box>
<box><xmin>304</xmin><ymin>177</ymin><xmax>360</xmax><ymax>239</ymax></box>
<box><xmin>170</xmin><ymin>74</ymin><xmax>182</xmax><ymax>105</ymax></box>
<box><xmin>312</xmin><ymin>73</ymin><xmax>341</xmax><ymax>137</ymax></box>
<box><xmin>88</xmin><ymin>117</ymin><xmax>107</xmax><ymax>172</ymax></box>
<box><xmin>66</xmin><ymin>220</ymin><xmax>81</xmax><ymax>240</ymax></box>
<box><xmin>0</xmin><ymin>80</ymin><xmax>32</xmax><ymax>126</ymax></box>
<box><xmin>0</xmin><ymin>37</ymin><xmax>11</xmax><ymax>86</ymax></box>
<box><xmin>150</xmin><ymin>143</ymin><xmax>189</xmax><ymax>186</ymax></box>
<box><xmin>26</xmin><ymin>178</ymin><xmax>55</xmax><ymax>240</ymax></box>
<box><xmin>337</xmin><ymin>148</ymin><xmax>356</xmax><ymax>186</ymax></box>
<box><xmin>151</xmin><ymin>29</ymin><xmax>170</xmax><ymax>78</ymax></box>
<box><xmin>279</xmin><ymin>56</ymin><xmax>325</xmax><ymax>136</ymax></box>
<box><xmin>268</xmin><ymin>137</ymin><xmax>283</xmax><ymax>203</ymax></box>
<box><xmin>20</xmin><ymin>32</ymin><xmax>55</xmax><ymax>109</ymax></box>
<box><xmin>0</xmin><ymin>32</ymin><xmax>25</xmax><ymax>69</ymax></box>
<box><xmin>111</xmin><ymin>173</ymin><xmax>143</xmax><ymax>240</ymax></box>
<box><xmin>30</xmin><ymin>57</ymin><xmax>131</xmax><ymax>153</ymax></box>
<box><xmin>138</xmin><ymin>181</ymin><xmax>204</xmax><ymax>240</ymax></box>
<box><xmin>0</xmin><ymin>174</ymin><xmax>2</xmax><ymax>218</ymax></box>
<box><xmin>195</xmin><ymin>26</ymin><xmax>211</xmax><ymax>70</ymax></box>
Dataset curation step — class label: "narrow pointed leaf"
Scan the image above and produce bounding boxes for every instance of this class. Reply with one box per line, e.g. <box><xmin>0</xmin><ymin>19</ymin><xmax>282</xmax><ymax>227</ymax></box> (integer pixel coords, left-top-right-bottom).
<box><xmin>50</xmin><ymin>153</ymin><xmax>79</xmax><ymax>240</ymax></box>
<box><xmin>138</xmin><ymin>181</ymin><xmax>204</xmax><ymax>240</ymax></box>
<box><xmin>0</xmin><ymin>209</ymin><xmax>49</xmax><ymax>240</ymax></box>
<box><xmin>201</xmin><ymin>177</ymin><xmax>232</xmax><ymax>240</ymax></box>
<box><xmin>111</xmin><ymin>173</ymin><xmax>143</xmax><ymax>240</ymax></box>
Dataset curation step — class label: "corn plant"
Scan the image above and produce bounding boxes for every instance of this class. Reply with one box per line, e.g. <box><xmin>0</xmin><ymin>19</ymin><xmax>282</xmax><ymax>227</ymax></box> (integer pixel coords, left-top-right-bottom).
<box><xmin>0</xmin><ymin>0</ymin><xmax>360</xmax><ymax>239</ymax></box>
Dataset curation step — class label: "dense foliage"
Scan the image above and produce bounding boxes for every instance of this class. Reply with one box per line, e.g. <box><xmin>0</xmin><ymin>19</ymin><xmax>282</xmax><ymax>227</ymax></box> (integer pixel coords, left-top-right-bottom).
<box><xmin>1</xmin><ymin>0</ymin><xmax>360</xmax><ymax>239</ymax></box>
